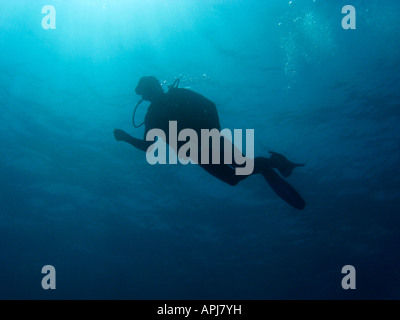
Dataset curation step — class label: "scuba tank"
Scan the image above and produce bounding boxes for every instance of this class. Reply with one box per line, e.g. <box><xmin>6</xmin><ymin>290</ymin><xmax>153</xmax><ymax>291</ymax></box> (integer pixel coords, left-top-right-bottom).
<box><xmin>132</xmin><ymin>78</ymin><xmax>220</xmax><ymax>131</ymax></box>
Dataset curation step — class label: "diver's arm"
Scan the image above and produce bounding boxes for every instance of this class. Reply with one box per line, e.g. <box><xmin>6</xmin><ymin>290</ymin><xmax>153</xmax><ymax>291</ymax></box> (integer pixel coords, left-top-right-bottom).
<box><xmin>113</xmin><ymin>129</ymin><xmax>152</xmax><ymax>152</ymax></box>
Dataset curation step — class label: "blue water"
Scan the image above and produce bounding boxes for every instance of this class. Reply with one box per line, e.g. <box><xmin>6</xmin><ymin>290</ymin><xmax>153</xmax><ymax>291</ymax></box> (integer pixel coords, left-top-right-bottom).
<box><xmin>1</xmin><ymin>0</ymin><xmax>399</xmax><ymax>300</ymax></box>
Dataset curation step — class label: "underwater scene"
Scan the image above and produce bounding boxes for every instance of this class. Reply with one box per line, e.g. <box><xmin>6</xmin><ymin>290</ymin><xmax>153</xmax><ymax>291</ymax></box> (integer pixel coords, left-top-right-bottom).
<box><xmin>0</xmin><ymin>0</ymin><xmax>399</xmax><ymax>300</ymax></box>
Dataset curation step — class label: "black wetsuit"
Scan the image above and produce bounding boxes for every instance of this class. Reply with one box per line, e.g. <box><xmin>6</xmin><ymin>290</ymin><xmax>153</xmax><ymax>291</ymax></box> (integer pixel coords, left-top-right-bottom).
<box><xmin>116</xmin><ymin>89</ymin><xmax>306</xmax><ymax>210</ymax></box>
<box><xmin>144</xmin><ymin>88</ymin><xmax>250</xmax><ymax>186</ymax></box>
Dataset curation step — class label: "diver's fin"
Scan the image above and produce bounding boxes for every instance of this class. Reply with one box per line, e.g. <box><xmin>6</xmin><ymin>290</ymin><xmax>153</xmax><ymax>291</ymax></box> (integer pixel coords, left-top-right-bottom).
<box><xmin>269</xmin><ymin>151</ymin><xmax>305</xmax><ymax>178</ymax></box>
<box><xmin>262</xmin><ymin>167</ymin><xmax>306</xmax><ymax>210</ymax></box>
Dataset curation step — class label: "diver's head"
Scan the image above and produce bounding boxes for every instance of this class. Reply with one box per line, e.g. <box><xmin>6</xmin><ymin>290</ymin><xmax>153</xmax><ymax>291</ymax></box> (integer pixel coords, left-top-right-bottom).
<box><xmin>135</xmin><ymin>76</ymin><xmax>164</xmax><ymax>102</ymax></box>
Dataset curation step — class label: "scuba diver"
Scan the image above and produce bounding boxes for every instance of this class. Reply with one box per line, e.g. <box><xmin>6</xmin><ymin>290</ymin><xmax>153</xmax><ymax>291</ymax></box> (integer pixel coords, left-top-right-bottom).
<box><xmin>114</xmin><ymin>76</ymin><xmax>306</xmax><ymax>210</ymax></box>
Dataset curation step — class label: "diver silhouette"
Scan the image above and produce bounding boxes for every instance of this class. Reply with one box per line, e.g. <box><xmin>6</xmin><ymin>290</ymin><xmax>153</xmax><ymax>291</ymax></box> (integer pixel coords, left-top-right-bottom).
<box><xmin>114</xmin><ymin>76</ymin><xmax>306</xmax><ymax>210</ymax></box>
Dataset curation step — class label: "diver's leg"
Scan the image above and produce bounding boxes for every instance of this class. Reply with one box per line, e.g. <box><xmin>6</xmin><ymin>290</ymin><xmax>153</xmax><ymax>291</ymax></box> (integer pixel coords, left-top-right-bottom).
<box><xmin>198</xmin><ymin>135</ymin><xmax>306</xmax><ymax>209</ymax></box>
<box><xmin>268</xmin><ymin>151</ymin><xmax>305</xmax><ymax>177</ymax></box>
<box><xmin>198</xmin><ymin>162</ymin><xmax>247</xmax><ymax>186</ymax></box>
<box><xmin>254</xmin><ymin>157</ymin><xmax>306</xmax><ymax>210</ymax></box>
<box><xmin>199</xmin><ymin>156</ymin><xmax>306</xmax><ymax>209</ymax></box>
<box><xmin>197</xmin><ymin>138</ymin><xmax>248</xmax><ymax>186</ymax></box>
